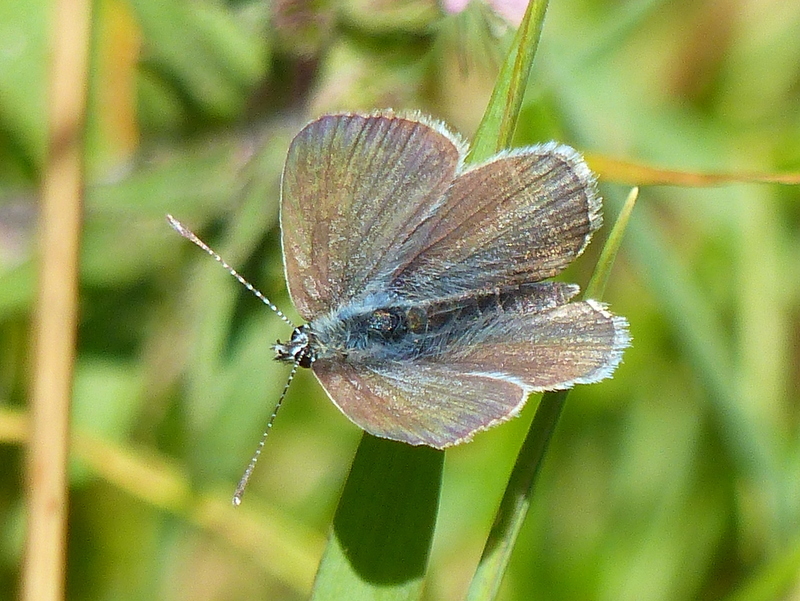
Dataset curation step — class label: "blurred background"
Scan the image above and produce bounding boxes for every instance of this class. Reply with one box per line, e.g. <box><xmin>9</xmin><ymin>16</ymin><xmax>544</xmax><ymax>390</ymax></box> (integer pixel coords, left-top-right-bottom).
<box><xmin>1</xmin><ymin>0</ymin><xmax>800</xmax><ymax>599</ymax></box>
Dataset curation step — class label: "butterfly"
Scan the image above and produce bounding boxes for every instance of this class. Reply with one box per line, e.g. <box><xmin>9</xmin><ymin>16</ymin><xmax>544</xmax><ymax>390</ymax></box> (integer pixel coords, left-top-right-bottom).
<box><xmin>169</xmin><ymin>111</ymin><xmax>630</xmax><ymax>503</ymax></box>
<box><xmin>273</xmin><ymin>111</ymin><xmax>629</xmax><ymax>448</ymax></box>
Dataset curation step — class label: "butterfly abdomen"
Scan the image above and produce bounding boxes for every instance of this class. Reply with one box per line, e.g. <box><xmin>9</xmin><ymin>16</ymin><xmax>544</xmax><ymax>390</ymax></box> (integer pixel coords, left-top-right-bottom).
<box><xmin>308</xmin><ymin>288</ymin><xmax>534</xmax><ymax>366</ymax></box>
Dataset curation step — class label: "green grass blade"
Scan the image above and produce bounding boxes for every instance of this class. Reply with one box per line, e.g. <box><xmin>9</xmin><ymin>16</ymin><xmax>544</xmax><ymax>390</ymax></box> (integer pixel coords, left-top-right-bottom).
<box><xmin>468</xmin><ymin>0</ymin><xmax>549</xmax><ymax>164</ymax></box>
<box><xmin>466</xmin><ymin>189</ymin><xmax>636</xmax><ymax>601</ymax></box>
<box><xmin>585</xmin><ymin>187</ymin><xmax>639</xmax><ymax>300</ymax></box>
<box><xmin>311</xmin><ymin>435</ymin><xmax>443</xmax><ymax>601</ymax></box>
<box><xmin>465</xmin><ymin>389</ymin><xmax>568</xmax><ymax>601</ymax></box>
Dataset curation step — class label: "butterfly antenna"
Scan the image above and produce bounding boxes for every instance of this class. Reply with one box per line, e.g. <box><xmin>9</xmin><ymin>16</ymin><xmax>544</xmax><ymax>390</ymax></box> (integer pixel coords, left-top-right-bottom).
<box><xmin>232</xmin><ymin>360</ymin><xmax>301</xmax><ymax>506</ymax></box>
<box><xmin>167</xmin><ymin>214</ymin><xmax>294</xmax><ymax>327</ymax></box>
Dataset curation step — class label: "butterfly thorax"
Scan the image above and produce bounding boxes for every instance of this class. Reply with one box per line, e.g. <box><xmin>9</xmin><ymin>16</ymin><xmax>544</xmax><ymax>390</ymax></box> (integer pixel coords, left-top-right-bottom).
<box><xmin>273</xmin><ymin>305</ymin><xmax>426</xmax><ymax>367</ymax></box>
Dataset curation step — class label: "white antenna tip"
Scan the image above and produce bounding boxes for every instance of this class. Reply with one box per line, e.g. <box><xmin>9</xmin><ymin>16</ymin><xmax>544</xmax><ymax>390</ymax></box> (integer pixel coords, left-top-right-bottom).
<box><xmin>166</xmin><ymin>214</ymin><xmax>190</xmax><ymax>237</ymax></box>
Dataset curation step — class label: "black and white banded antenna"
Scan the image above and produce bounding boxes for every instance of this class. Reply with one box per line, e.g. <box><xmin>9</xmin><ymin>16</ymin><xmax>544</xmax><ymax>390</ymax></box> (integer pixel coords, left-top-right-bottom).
<box><xmin>232</xmin><ymin>361</ymin><xmax>299</xmax><ymax>505</ymax></box>
<box><xmin>167</xmin><ymin>214</ymin><xmax>293</xmax><ymax>327</ymax></box>
<box><xmin>167</xmin><ymin>214</ymin><xmax>299</xmax><ymax>506</ymax></box>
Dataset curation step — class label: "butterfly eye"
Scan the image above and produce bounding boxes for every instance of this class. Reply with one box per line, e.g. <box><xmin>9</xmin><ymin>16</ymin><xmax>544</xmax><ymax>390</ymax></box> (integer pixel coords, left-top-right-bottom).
<box><xmin>274</xmin><ymin>326</ymin><xmax>315</xmax><ymax>367</ymax></box>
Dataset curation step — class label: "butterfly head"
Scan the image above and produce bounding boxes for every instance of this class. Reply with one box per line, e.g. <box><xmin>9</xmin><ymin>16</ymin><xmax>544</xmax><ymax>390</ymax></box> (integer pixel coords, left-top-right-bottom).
<box><xmin>274</xmin><ymin>324</ymin><xmax>316</xmax><ymax>368</ymax></box>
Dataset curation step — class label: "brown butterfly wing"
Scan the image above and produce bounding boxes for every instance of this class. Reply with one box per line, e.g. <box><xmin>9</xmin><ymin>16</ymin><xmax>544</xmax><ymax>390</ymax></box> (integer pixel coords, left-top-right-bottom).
<box><xmin>387</xmin><ymin>144</ymin><xmax>602</xmax><ymax>301</ymax></box>
<box><xmin>312</xmin><ymin>360</ymin><xmax>527</xmax><ymax>448</ymax></box>
<box><xmin>280</xmin><ymin>113</ymin><xmax>464</xmax><ymax>319</ymax></box>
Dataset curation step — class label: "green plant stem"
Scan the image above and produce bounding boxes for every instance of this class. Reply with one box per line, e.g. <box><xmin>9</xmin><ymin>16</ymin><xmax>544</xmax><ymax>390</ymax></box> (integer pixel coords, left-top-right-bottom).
<box><xmin>466</xmin><ymin>389</ymin><xmax>567</xmax><ymax>601</ymax></box>
<box><xmin>469</xmin><ymin>0</ymin><xmax>549</xmax><ymax>163</ymax></box>
<box><xmin>22</xmin><ymin>1</ymin><xmax>91</xmax><ymax>600</ymax></box>
<box><xmin>466</xmin><ymin>188</ymin><xmax>637</xmax><ymax>601</ymax></box>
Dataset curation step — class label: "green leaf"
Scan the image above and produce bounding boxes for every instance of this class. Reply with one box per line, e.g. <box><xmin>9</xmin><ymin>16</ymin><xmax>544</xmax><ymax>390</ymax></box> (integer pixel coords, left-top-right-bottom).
<box><xmin>130</xmin><ymin>0</ymin><xmax>269</xmax><ymax>120</ymax></box>
<box><xmin>310</xmin><ymin>435</ymin><xmax>443</xmax><ymax>601</ymax></box>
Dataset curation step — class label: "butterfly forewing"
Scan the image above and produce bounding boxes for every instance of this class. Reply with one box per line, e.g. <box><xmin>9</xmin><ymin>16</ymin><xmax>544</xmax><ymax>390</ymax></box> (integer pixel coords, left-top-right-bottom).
<box><xmin>281</xmin><ymin>113</ymin><xmax>464</xmax><ymax>319</ymax></box>
<box><xmin>388</xmin><ymin>144</ymin><xmax>601</xmax><ymax>301</ymax></box>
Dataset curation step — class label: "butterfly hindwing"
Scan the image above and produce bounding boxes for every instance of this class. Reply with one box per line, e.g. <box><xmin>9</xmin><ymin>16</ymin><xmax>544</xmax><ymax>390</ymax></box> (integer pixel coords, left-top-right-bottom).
<box><xmin>313</xmin><ymin>359</ymin><xmax>527</xmax><ymax>448</ymax></box>
<box><xmin>311</xmin><ymin>283</ymin><xmax>629</xmax><ymax>447</ymax></box>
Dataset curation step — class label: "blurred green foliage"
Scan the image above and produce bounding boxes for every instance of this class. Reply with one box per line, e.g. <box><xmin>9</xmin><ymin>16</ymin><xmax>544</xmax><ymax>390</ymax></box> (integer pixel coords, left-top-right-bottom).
<box><xmin>1</xmin><ymin>0</ymin><xmax>800</xmax><ymax>600</ymax></box>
